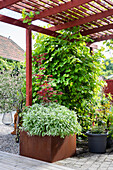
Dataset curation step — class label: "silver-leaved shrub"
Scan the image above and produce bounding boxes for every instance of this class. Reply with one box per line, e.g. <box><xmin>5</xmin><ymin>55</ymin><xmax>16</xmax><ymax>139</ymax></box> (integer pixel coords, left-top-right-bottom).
<box><xmin>22</xmin><ymin>103</ymin><xmax>82</xmax><ymax>138</ymax></box>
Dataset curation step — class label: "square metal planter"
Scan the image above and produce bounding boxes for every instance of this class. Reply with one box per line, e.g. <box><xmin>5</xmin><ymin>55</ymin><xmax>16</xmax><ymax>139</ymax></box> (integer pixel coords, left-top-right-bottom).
<box><xmin>20</xmin><ymin>131</ymin><xmax>76</xmax><ymax>163</ymax></box>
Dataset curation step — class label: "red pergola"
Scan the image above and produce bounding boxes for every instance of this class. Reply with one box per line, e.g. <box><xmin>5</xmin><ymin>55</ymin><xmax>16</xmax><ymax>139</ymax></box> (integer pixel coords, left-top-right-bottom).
<box><xmin>0</xmin><ymin>0</ymin><xmax>113</xmax><ymax>106</ymax></box>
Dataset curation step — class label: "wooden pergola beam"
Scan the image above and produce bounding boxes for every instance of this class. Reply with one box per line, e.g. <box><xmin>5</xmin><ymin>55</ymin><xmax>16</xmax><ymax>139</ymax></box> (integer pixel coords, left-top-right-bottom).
<box><xmin>33</xmin><ymin>0</ymin><xmax>93</xmax><ymax>21</ymax></box>
<box><xmin>93</xmin><ymin>34</ymin><xmax>113</xmax><ymax>42</ymax></box>
<box><xmin>0</xmin><ymin>14</ymin><xmax>59</xmax><ymax>37</ymax></box>
<box><xmin>81</xmin><ymin>24</ymin><xmax>113</xmax><ymax>36</ymax></box>
<box><xmin>30</xmin><ymin>25</ymin><xmax>59</xmax><ymax>37</ymax></box>
<box><xmin>48</xmin><ymin>9</ymin><xmax>113</xmax><ymax>31</ymax></box>
<box><xmin>1</xmin><ymin>14</ymin><xmax>113</xmax><ymax>44</ymax></box>
<box><xmin>0</xmin><ymin>14</ymin><xmax>28</xmax><ymax>28</ymax></box>
<box><xmin>0</xmin><ymin>0</ymin><xmax>21</xmax><ymax>9</ymax></box>
<box><xmin>1</xmin><ymin>14</ymin><xmax>113</xmax><ymax>43</ymax></box>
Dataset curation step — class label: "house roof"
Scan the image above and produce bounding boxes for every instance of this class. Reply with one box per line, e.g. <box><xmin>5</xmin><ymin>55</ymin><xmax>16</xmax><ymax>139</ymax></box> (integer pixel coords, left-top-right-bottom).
<box><xmin>0</xmin><ymin>35</ymin><xmax>25</xmax><ymax>61</ymax></box>
<box><xmin>0</xmin><ymin>0</ymin><xmax>113</xmax><ymax>42</ymax></box>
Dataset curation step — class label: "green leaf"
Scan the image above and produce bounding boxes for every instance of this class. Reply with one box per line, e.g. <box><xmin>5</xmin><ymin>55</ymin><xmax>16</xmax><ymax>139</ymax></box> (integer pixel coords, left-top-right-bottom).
<box><xmin>35</xmin><ymin>11</ymin><xmax>40</xmax><ymax>15</ymax></box>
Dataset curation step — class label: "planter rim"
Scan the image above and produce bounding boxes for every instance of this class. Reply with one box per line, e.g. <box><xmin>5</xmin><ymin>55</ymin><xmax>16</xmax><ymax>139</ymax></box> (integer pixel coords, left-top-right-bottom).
<box><xmin>86</xmin><ymin>131</ymin><xmax>108</xmax><ymax>137</ymax></box>
<box><xmin>21</xmin><ymin>130</ymin><xmax>76</xmax><ymax>138</ymax></box>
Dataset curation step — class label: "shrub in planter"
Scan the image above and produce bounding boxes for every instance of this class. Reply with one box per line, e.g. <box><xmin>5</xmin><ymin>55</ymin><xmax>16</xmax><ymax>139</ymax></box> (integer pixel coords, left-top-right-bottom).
<box><xmin>20</xmin><ymin>103</ymin><xmax>81</xmax><ymax>162</ymax></box>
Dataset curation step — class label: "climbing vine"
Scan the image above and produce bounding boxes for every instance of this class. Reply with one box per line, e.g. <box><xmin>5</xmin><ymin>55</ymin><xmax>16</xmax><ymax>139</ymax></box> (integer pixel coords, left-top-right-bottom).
<box><xmin>31</xmin><ymin>27</ymin><xmax>105</xmax><ymax>132</ymax></box>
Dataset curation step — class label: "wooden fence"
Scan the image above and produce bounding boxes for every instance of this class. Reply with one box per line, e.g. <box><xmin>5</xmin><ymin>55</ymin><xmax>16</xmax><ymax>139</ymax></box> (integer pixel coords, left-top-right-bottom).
<box><xmin>104</xmin><ymin>80</ymin><xmax>113</xmax><ymax>100</ymax></box>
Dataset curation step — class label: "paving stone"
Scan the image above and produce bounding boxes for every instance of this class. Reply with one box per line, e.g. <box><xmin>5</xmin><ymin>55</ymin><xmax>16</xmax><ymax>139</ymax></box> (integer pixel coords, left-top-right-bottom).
<box><xmin>99</xmin><ymin>164</ymin><xmax>110</xmax><ymax>169</ymax></box>
<box><xmin>81</xmin><ymin>165</ymin><xmax>91</xmax><ymax>169</ymax></box>
<box><xmin>84</xmin><ymin>161</ymin><xmax>94</xmax><ymax>166</ymax></box>
<box><xmin>107</xmin><ymin>168</ymin><xmax>113</xmax><ymax>170</ymax></box>
<box><xmin>90</xmin><ymin>164</ymin><xmax>100</xmax><ymax>168</ymax></box>
<box><xmin>87</xmin><ymin>168</ymin><xmax>99</xmax><ymax>170</ymax></box>
<box><xmin>108</xmin><ymin>165</ymin><xmax>113</xmax><ymax>169</ymax></box>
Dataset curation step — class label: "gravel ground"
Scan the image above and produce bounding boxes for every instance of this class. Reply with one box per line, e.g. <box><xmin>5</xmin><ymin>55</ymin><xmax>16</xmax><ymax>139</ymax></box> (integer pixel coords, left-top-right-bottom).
<box><xmin>0</xmin><ymin>113</ymin><xmax>19</xmax><ymax>154</ymax></box>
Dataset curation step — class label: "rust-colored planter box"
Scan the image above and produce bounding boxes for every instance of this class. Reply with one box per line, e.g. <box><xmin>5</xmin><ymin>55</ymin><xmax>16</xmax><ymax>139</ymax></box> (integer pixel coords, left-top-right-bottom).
<box><xmin>19</xmin><ymin>131</ymin><xmax>76</xmax><ymax>163</ymax></box>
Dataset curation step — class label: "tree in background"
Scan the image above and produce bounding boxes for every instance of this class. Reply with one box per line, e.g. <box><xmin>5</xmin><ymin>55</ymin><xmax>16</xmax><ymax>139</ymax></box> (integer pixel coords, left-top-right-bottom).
<box><xmin>104</xmin><ymin>39</ymin><xmax>113</xmax><ymax>54</ymax></box>
<box><xmin>102</xmin><ymin>39</ymin><xmax>113</xmax><ymax>78</ymax></box>
<box><xmin>102</xmin><ymin>58</ymin><xmax>113</xmax><ymax>78</ymax></box>
<box><xmin>0</xmin><ymin>57</ymin><xmax>25</xmax><ymax>114</ymax></box>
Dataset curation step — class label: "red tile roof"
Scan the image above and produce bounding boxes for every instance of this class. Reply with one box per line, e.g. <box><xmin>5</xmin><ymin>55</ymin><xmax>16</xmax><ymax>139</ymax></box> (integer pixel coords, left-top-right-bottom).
<box><xmin>0</xmin><ymin>35</ymin><xmax>25</xmax><ymax>61</ymax></box>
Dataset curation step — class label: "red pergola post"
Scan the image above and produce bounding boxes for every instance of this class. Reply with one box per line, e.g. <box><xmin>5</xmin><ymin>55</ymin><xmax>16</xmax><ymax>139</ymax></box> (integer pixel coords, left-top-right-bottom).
<box><xmin>26</xmin><ymin>29</ymin><xmax>32</xmax><ymax>106</ymax></box>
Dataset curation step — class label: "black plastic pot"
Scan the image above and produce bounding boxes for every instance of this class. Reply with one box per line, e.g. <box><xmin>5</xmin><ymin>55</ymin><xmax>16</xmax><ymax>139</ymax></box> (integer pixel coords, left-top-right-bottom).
<box><xmin>86</xmin><ymin>132</ymin><xmax>108</xmax><ymax>153</ymax></box>
<box><xmin>107</xmin><ymin>136</ymin><xmax>113</xmax><ymax>148</ymax></box>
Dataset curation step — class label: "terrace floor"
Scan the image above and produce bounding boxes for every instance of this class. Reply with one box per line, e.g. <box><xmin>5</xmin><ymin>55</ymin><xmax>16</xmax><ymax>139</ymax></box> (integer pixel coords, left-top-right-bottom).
<box><xmin>0</xmin><ymin>151</ymin><xmax>72</xmax><ymax>170</ymax></box>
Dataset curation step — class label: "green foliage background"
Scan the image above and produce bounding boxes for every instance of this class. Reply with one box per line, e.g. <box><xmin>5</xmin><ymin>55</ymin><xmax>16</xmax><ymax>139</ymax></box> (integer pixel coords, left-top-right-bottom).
<box><xmin>0</xmin><ymin>56</ymin><xmax>23</xmax><ymax>74</ymax></box>
<box><xmin>102</xmin><ymin>58</ymin><xmax>113</xmax><ymax>78</ymax></box>
<box><xmin>102</xmin><ymin>39</ymin><xmax>113</xmax><ymax>78</ymax></box>
<box><xmin>32</xmin><ymin>27</ymin><xmax>105</xmax><ymax>132</ymax></box>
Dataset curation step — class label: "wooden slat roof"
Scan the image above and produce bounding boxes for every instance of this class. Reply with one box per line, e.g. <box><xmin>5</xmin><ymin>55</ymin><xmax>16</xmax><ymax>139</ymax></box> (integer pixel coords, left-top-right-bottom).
<box><xmin>0</xmin><ymin>0</ymin><xmax>113</xmax><ymax>42</ymax></box>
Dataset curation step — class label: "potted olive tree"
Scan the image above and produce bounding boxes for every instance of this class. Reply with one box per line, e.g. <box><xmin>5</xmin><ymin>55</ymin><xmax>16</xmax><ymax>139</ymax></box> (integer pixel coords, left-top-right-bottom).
<box><xmin>20</xmin><ymin>103</ymin><xmax>81</xmax><ymax>163</ymax></box>
<box><xmin>0</xmin><ymin>64</ymin><xmax>25</xmax><ymax>125</ymax></box>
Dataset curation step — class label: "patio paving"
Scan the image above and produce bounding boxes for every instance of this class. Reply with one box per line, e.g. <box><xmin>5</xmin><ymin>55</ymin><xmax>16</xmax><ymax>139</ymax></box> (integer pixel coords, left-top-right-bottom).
<box><xmin>0</xmin><ymin>113</ymin><xmax>113</xmax><ymax>170</ymax></box>
<box><xmin>55</xmin><ymin>150</ymin><xmax>113</xmax><ymax>170</ymax></box>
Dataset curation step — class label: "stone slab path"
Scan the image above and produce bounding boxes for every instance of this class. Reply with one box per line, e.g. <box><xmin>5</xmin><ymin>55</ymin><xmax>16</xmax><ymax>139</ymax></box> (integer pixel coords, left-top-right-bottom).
<box><xmin>0</xmin><ymin>151</ymin><xmax>73</xmax><ymax>170</ymax></box>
